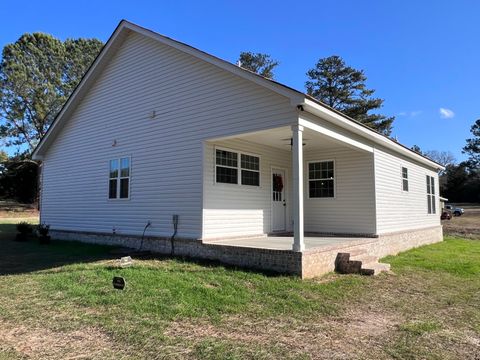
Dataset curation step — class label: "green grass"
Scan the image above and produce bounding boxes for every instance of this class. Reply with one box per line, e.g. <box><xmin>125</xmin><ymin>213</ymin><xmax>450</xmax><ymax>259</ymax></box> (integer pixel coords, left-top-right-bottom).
<box><xmin>399</xmin><ymin>321</ymin><xmax>441</xmax><ymax>335</ymax></box>
<box><xmin>0</xmin><ymin>220</ymin><xmax>479</xmax><ymax>359</ymax></box>
<box><xmin>384</xmin><ymin>237</ymin><xmax>480</xmax><ymax>277</ymax></box>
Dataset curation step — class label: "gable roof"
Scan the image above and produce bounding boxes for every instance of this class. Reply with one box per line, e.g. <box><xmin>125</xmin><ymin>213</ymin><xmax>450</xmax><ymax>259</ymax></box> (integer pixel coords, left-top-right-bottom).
<box><xmin>32</xmin><ymin>20</ymin><xmax>443</xmax><ymax>170</ymax></box>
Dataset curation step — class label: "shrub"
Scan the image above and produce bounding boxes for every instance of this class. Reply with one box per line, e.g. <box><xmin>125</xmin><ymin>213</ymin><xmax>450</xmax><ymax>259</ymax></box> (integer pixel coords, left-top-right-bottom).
<box><xmin>15</xmin><ymin>221</ymin><xmax>33</xmax><ymax>242</ymax></box>
<box><xmin>37</xmin><ymin>224</ymin><xmax>50</xmax><ymax>236</ymax></box>
<box><xmin>16</xmin><ymin>222</ymin><xmax>33</xmax><ymax>234</ymax></box>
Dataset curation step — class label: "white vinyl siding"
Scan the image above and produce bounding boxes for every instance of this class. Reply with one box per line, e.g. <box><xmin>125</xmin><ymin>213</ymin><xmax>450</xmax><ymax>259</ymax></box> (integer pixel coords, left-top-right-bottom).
<box><xmin>203</xmin><ymin>139</ymin><xmax>292</xmax><ymax>239</ymax></box>
<box><xmin>374</xmin><ymin>147</ymin><xmax>440</xmax><ymax>234</ymax></box>
<box><xmin>40</xmin><ymin>31</ymin><xmax>296</xmax><ymax>239</ymax></box>
<box><xmin>304</xmin><ymin>147</ymin><xmax>376</xmax><ymax>235</ymax></box>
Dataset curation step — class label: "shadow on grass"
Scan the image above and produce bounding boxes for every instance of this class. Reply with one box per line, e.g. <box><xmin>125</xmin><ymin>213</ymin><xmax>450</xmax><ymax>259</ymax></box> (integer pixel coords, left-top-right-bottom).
<box><xmin>0</xmin><ymin>223</ymin><xmax>288</xmax><ymax>278</ymax></box>
<box><xmin>0</xmin><ymin>223</ymin><xmax>120</xmax><ymax>275</ymax></box>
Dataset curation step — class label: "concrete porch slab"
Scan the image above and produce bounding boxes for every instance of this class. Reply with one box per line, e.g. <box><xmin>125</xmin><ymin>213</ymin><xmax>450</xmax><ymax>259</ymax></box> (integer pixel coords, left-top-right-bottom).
<box><xmin>203</xmin><ymin>235</ymin><xmax>376</xmax><ymax>252</ymax></box>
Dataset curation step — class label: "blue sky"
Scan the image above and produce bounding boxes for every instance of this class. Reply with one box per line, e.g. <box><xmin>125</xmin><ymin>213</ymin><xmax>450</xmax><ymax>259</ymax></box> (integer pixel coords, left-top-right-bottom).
<box><xmin>2</xmin><ymin>0</ymin><xmax>478</xmax><ymax>161</ymax></box>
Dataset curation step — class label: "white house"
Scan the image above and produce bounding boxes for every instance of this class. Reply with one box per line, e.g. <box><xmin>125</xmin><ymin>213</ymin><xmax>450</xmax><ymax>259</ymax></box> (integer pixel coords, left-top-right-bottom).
<box><xmin>32</xmin><ymin>20</ymin><xmax>444</xmax><ymax>277</ymax></box>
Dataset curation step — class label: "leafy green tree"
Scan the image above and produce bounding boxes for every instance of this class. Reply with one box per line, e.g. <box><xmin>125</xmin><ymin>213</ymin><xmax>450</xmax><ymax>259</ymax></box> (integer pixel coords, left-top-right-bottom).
<box><xmin>0</xmin><ymin>150</ymin><xmax>7</xmax><ymax>175</ymax></box>
<box><xmin>0</xmin><ymin>153</ymin><xmax>38</xmax><ymax>203</ymax></box>
<box><xmin>0</xmin><ymin>33</ymin><xmax>103</xmax><ymax>153</ymax></box>
<box><xmin>238</xmin><ymin>52</ymin><xmax>279</xmax><ymax>79</ymax></box>
<box><xmin>441</xmin><ymin>162</ymin><xmax>480</xmax><ymax>203</ymax></box>
<box><xmin>62</xmin><ymin>38</ymin><xmax>103</xmax><ymax>94</ymax></box>
<box><xmin>463</xmin><ymin>119</ymin><xmax>480</xmax><ymax>169</ymax></box>
<box><xmin>305</xmin><ymin>55</ymin><xmax>394</xmax><ymax>136</ymax></box>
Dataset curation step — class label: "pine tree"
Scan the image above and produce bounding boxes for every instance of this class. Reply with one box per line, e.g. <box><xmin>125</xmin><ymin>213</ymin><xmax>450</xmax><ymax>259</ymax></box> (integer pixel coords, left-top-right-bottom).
<box><xmin>306</xmin><ymin>56</ymin><xmax>394</xmax><ymax>136</ymax></box>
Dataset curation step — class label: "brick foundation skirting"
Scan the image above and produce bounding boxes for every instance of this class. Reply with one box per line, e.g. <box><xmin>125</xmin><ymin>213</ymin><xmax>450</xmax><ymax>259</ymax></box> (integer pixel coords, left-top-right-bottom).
<box><xmin>49</xmin><ymin>230</ymin><xmax>302</xmax><ymax>275</ymax></box>
<box><xmin>50</xmin><ymin>225</ymin><xmax>443</xmax><ymax>279</ymax></box>
<box><xmin>300</xmin><ymin>226</ymin><xmax>443</xmax><ymax>278</ymax></box>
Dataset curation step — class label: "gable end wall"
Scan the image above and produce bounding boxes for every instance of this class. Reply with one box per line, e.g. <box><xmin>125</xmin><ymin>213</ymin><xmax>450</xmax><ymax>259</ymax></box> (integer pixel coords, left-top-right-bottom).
<box><xmin>40</xmin><ymin>32</ymin><xmax>297</xmax><ymax>238</ymax></box>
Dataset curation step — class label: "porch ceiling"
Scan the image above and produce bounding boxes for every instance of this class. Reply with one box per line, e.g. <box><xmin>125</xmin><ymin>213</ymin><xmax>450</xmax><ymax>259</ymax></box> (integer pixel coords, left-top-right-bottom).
<box><xmin>232</xmin><ymin>126</ymin><xmax>347</xmax><ymax>152</ymax></box>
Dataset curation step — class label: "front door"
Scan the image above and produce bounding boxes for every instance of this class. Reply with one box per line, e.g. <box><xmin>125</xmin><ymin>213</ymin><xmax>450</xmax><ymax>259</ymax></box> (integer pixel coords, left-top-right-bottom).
<box><xmin>272</xmin><ymin>169</ymin><xmax>286</xmax><ymax>232</ymax></box>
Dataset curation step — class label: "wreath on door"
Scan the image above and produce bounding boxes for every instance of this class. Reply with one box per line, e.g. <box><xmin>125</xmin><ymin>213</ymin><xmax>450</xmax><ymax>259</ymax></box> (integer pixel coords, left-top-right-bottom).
<box><xmin>273</xmin><ymin>174</ymin><xmax>283</xmax><ymax>192</ymax></box>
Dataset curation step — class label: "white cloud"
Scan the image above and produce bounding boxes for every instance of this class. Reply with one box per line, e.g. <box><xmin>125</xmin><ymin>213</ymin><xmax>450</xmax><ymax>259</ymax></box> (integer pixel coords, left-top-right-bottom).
<box><xmin>439</xmin><ymin>108</ymin><xmax>455</xmax><ymax>119</ymax></box>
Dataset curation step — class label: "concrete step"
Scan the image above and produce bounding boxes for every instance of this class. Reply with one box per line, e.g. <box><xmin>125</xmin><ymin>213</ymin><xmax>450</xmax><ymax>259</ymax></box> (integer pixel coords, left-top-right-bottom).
<box><xmin>351</xmin><ymin>254</ymin><xmax>377</xmax><ymax>264</ymax></box>
<box><xmin>347</xmin><ymin>248</ymin><xmax>368</xmax><ymax>257</ymax></box>
<box><xmin>361</xmin><ymin>262</ymin><xmax>391</xmax><ymax>275</ymax></box>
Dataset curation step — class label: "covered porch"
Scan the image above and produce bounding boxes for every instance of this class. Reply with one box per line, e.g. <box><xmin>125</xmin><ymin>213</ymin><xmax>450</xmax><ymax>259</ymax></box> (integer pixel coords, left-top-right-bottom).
<box><xmin>200</xmin><ymin>232</ymin><xmax>389</xmax><ymax>278</ymax></box>
<box><xmin>202</xmin><ymin>115</ymin><xmax>376</xmax><ymax>252</ymax></box>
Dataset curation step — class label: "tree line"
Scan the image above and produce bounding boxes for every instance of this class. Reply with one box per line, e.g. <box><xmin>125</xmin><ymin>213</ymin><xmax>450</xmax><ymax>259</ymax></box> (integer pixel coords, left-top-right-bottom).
<box><xmin>411</xmin><ymin>120</ymin><xmax>480</xmax><ymax>203</ymax></box>
<box><xmin>0</xmin><ymin>33</ymin><xmax>478</xmax><ymax>203</ymax></box>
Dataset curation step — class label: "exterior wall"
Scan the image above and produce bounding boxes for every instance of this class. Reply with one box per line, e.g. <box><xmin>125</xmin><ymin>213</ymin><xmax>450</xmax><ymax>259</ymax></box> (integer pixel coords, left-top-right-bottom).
<box><xmin>303</xmin><ymin>147</ymin><xmax>376</xmax><ymax>235</ymax></box>
<box><xmin>374</xmin><ymin>146</ymin><xmax>441</xmax><ymax>234</ymax></box>
<box><xmin>203</xmin><ymin>140</ymin><xmax>376</xmax><ymax>239</ymax></box>
<box><xmin>203</xmin><ymin>139</ymin><xmax>292</xmax><ymax>239</ymax></box>
<box><xmin>40</xmin><ymin>31</ymin><xmax>297</xmax><ymax>239</ymax></box>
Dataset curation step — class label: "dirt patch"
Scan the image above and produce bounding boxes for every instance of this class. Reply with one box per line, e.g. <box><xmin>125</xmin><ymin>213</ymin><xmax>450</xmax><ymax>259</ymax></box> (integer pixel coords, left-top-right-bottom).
<box><xmin>442</xmin><ymin>205</ymin><xmax>480</xmax><ymax>239</ymax></box>
<box><xmin>0</xmin><ymin>201</ymin><xmax>38</xmax><ymax>219</ymax></box>
<box><xmin>0</xmin><ymin>319</ymin><xmax>119</xmax><ymax>359</ymax></box>
<box><xmin>166</xmin><ymin>310</ymin><xmax>400</xmax><ymax>359</ymax></box>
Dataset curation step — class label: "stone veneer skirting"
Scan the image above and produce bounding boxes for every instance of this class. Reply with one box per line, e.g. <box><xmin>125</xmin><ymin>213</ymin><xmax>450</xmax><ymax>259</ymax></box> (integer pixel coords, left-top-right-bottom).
<box><xmin>50</xmin><ymin>225</ymin><xmax>443</xmax><ymax>279</ymax></box>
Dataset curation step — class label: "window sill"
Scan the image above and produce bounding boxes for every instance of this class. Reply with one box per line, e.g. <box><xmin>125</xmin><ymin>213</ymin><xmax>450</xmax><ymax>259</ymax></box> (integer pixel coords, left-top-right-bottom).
<box><xmin>307</xmin><ymin>196</ymin><xmax>336</xmax><ymax>200</ymax></box>
<box><xmin>214</xmin><ymin>182</ymin><xmax>262</xmax><ymax>189</ymax></box>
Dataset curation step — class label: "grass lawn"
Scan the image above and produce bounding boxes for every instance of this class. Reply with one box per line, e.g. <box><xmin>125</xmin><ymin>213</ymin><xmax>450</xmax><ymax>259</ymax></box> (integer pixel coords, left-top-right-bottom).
<box><xmin>0</xmin><ymin>219</ymin><xmax>479</xmax><ymax>359</ymax></box>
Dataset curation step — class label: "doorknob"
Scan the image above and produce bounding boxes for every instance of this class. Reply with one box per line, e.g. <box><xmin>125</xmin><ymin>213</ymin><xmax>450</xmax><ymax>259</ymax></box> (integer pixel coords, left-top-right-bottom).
<box><xmin>283</xmin><ymin>201</ymin><xmax>286</xmax><ymax>207</ymax></box>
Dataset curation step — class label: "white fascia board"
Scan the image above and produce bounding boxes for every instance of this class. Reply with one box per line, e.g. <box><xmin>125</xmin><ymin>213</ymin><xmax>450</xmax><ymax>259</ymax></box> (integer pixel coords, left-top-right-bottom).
<box><xmin>301</xmin><ymin>99</ymin><xmax>445</xmax><ymax>171</ymax></box>
<box><xmin>299</xmin><ymin>117</ymin><xmax>374</xmax><ymax>153</ymax></box>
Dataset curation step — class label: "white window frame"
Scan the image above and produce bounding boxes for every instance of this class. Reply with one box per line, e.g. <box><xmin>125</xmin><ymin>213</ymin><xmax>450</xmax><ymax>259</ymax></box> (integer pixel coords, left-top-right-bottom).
<box><xmin>214</xmin><ymin>146</ymin><xmax>261</xmax><ymax>187</ymax></box>
<box><xmin>426</xmin><ymin>174</ymin><xmax>436</xmax><ymax>214</ymax></box>
<box><xmin>108</xmin><ymin>156</ymin><xmax>131</xmax><ymax>201</ymax></box>
<box><xmin>307</xmin><ymin>159</ymin><xmax>336</xmax><ymax>199</ymax></box>
<box><xmin>401</xmin><ymin>166</ymin><xmax>409</xmax><ymax>192</ymax></box>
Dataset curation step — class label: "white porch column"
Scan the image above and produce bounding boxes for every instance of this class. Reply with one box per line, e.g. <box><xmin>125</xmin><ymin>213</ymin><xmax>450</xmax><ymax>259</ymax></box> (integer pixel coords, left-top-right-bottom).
<box><xmin>292</xmin><ymin>124</ymin><xmax>305</xmax><ymax>252</ymax></box>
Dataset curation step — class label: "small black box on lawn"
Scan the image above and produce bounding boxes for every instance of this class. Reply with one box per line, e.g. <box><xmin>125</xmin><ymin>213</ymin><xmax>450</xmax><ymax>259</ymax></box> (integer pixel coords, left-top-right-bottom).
<box><xmin>113</xmin><ymin>276</ymin><xmax>126</xmax><ymax>290</ymax></box>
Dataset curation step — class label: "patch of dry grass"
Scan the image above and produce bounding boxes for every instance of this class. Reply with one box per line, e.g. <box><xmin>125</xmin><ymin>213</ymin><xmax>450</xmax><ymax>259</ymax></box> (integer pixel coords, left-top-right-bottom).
<box><xmin>0</xmin><ymin>200</ymin><xmax>39</xmax><ymax>220</ymax></box>
<box><xmin>0</xmin><ymin>213</ymin><xmax>479</xmax><ymax>359</ymax></box>
<box><xmin>0</xmin><ymin>319</ymin><xmax>119</xmax><ymax>360</ymax></box>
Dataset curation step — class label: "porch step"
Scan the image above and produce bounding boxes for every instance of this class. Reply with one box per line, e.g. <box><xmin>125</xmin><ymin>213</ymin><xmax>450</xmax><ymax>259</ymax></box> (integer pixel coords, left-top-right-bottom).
<box><xmin>347</xmin><ymin>248</ymin><xmax>368</xmax><ymax>257</ymax></box>
<box><xmin>360</xmin><ymin>262</ymin><xmax>391</xmax><ymax>275</ymax></box>
<box><xmin>335</xmin><ymin>252</ymin><xmax>390</xmax><ymax>276</ymax></box>
<box><xmin>350</xmin><ymin>254</ymin><xmax>377</xmax><ymax>264</ymax></box>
